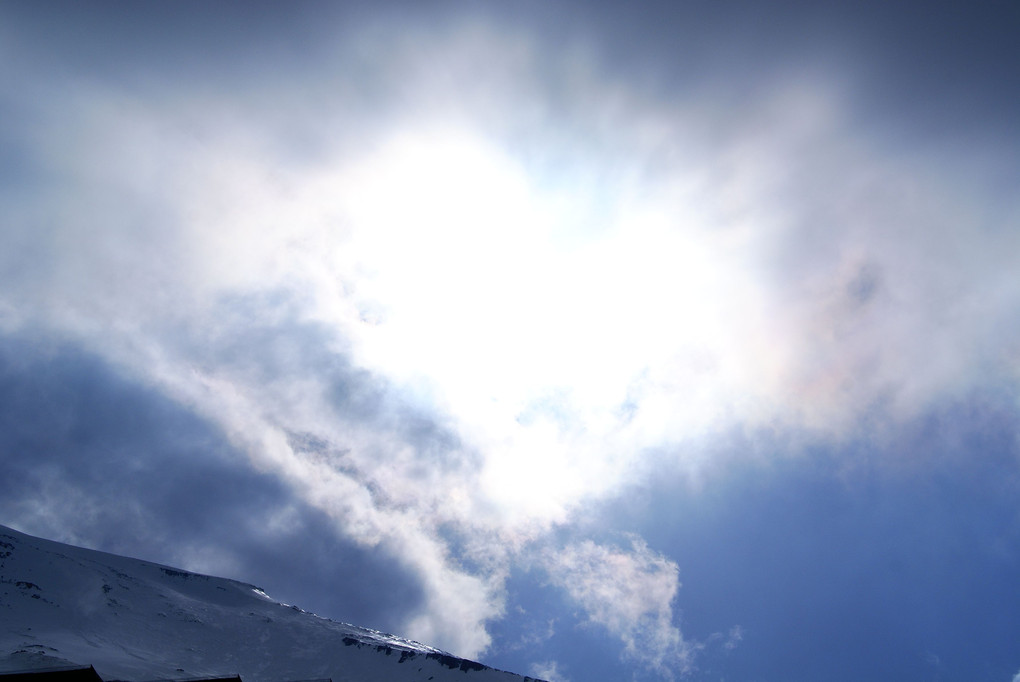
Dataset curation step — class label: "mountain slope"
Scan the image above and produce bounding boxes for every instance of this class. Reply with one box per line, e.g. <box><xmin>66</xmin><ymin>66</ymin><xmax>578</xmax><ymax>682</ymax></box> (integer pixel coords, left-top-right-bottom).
<box><xmin>0</xmin><ymin>525</ymin><xmax>541</xmax><ymax>682</ymax></box>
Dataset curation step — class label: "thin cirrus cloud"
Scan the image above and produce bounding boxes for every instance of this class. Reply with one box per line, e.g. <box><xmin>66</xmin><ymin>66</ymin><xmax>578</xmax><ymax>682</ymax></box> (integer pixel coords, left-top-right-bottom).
<box><xmin>529</xmin><ymin>660</ymin><xmax>569</xmax><ymax>682</ymax></box>
<box><xmin>1</xmin><ymin>1</ymin><xmax>1019</xmax><ymax>677</ymax></box>
<box><xmin>542</xmin><ymin>538</ymin><xmax>690</xmax><ymax>677</ymax></box>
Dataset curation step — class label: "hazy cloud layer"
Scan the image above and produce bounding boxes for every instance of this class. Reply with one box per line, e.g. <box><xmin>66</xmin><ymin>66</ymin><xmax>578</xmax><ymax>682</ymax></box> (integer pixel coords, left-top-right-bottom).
<box><xmin>2</xmin><ymin>2</ymin><xmax>1019</xmax><ymax>678</ymax></box>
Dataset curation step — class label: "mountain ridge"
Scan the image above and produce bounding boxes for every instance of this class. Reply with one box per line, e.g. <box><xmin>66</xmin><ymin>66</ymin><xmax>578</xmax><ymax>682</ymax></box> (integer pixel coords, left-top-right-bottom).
<box><xmin>0</xmin><ymin>525</ymin><xmax>543</xmax><ymax>682</ymax></box>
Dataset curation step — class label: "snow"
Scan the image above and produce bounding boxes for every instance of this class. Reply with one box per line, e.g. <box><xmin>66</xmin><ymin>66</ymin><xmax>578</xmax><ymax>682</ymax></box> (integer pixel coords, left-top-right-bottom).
<box><xmin>0</xmin><ymin>526</ymin><xmax>543</xmax><ymax>682</ymax></box>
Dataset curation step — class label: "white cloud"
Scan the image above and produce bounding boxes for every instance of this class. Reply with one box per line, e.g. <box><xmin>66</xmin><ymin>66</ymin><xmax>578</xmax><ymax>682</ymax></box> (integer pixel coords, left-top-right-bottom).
<box><xmin>705</xmin><ymin>625</ymin><xmax>743</xmax><ymax>653</ymax></box>
<box><xmin>530</xmin><ymin>660</ymin><xmax>570</xmax><ymax>682</ymax></box>
<box><xmin>3</xmin><ymin>8</ymin><xmax>1020</xmax><ymax>665</ymax></box>
<box><xmin>543</xmin><ymin>538</ymin><xmax>692</xmax><ymax>677</ymax></box>
<box><xmin>724</xmin><ymin>625</ymin><xmax>743</xmax><ymax>651</ymax></box>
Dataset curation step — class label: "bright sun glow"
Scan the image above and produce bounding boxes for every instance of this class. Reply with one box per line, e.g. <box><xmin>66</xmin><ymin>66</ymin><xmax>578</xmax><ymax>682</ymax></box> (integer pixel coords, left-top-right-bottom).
<box><xmin>314</xmin><ymin>126</ymin><xmax>766</xmax><ymax>519</ymax></box>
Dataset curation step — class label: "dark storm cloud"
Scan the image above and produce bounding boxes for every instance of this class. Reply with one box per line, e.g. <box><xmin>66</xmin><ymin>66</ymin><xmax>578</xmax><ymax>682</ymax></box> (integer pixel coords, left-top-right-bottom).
<box><xmin>577</xmin><ymin>0</ymin><xmax>1020</xmax><ymax>140</ymax></box>
<box><xmin>10</xmin><ymin>0</ymin><xmax>1020</xmax><ymax>140</ymax></box>
<box><xmin>1</xmin><ymin>1</ymin><xmax>333</xmax><ymax>81</ymax></box>
<box><xmin>0</xmin><ymin>330</ymin><xmax>425</xmax><ymax>634</ymax></box>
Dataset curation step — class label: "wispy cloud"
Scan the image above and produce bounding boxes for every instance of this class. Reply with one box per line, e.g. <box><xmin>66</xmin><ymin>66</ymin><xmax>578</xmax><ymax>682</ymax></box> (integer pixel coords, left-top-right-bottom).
<box><xmin>530</xmin><ymin>660</ymin><xmax>570</xmax><ymax>682</ymax></box>
<box><xmin>543</xmin><ymin>538</ymin><xmax>691</xmax><ymax>677</ymax></box>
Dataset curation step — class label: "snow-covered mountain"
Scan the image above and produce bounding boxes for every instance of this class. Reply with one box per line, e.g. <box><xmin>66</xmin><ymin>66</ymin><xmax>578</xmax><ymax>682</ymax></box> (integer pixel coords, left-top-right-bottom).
<box><xmin>0</xmin><ymin>525</ymin><xmax>542</xmax><ymax>682</ymax></box>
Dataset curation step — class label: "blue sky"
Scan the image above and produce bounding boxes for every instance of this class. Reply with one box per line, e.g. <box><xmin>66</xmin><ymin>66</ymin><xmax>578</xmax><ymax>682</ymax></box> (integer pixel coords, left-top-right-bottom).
<box><xmin>1</xmin><ymin>2</ymin><xmax>1019</xmax><ymax>680</ymax></box>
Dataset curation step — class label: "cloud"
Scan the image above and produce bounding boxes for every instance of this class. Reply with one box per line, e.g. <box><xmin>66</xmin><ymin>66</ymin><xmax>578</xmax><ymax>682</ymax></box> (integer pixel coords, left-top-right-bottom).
<box><xmin>5</xmin><ymin>3</ymin><xmax>1018</xmax><ymax>519</ymax></box>
<box><xmin>705</xmin><ymin>625</ymin><xmax>743</xmax><ymax>653</ymax></box>
<box><xmin>530</xmin><ymin>660</ymin><xmax>569</xmax><ymax>682</ymax></box>
<box><xmin>2</xmin><ymin>1</ymin><xmax>1019</xmax><ymax>671</ymax></box>
<box><xmin>0</xmin><ymin>333</ymin><xmax>426</xmax><ymax>634</ymax></box>
<box><xmin>543</xmin><ymin>538</ymin><xmax>691</xmax><ymax>677</ymax></box>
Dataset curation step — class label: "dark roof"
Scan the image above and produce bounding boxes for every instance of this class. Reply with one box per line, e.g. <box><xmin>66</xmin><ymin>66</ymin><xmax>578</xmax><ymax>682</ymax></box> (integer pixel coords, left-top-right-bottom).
<box><xmin>143</xmin><ymin>677</ymin><xmax>243</xmax><ymax>682</ymax></box>
<box><xmin>0</xmin><ymin>665</ymin><xmax>104</xmax><ymax>682</ymax></box>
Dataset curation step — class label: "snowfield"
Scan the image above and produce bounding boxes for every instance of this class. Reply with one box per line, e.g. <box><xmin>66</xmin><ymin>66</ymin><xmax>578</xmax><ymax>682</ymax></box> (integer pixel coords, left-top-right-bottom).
<box><xmin>0</xmin><ymin>525</ymin><xmax>543</xmax><ymax>682</ymax></box>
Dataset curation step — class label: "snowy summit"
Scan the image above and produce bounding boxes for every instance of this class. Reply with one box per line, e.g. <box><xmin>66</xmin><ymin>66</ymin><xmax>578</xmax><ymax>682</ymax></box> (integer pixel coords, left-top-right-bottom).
<box><xmin>0</xmin><ymin>525</ymin><xmax>543</xmax><ymax>682</ymax></box>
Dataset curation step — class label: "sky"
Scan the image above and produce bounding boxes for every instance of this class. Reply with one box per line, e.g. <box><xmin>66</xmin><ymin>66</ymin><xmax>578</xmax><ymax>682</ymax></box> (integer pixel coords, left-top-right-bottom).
<box><xmin>1</xmin><ymin>1</ymin><xmax>1019</xmax><ymax>680</ymax></box>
